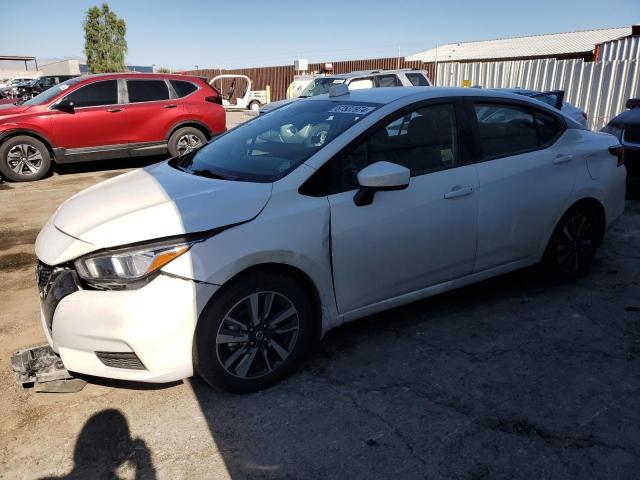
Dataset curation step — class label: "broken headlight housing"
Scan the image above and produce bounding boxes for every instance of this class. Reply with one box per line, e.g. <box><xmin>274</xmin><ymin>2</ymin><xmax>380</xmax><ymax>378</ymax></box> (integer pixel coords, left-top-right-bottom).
<box><xmin>75</xmin><ymin>239</ymin><xmax>199</xmax><ymax>289</ymax></box>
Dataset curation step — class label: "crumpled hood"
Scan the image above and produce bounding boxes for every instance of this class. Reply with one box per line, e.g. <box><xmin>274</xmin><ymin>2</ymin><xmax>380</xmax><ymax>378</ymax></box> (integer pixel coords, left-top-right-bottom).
<box><xmin>52</xmin><ymin>161</ymin><xmax>272</xmax><ymax>249</ymax></box>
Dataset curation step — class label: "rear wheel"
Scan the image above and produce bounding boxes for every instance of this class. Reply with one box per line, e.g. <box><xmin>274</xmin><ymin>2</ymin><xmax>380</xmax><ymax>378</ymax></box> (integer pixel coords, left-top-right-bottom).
<box><xmin>194</xmin><ymin>271</ymin><xmax>315</xmax><ymax>393</ymax></box>
<box><xmin>167</xmin><ymin>127</ymin><xmax>207</xmax><ymax>157</ymax></box>
<box><xmin>248</xmin><ymin>101</ymin><xmax>261</xmax><ymax>112</ymax></box>
<box><xmin>544</xmin><ymin>205</ymin><xmax>601</xmax><ymax>281</ymax></box>
<box><xmin>0</xmin><ymin>135</ymin><xmax>51</xmax><ymax>182</ymax></box>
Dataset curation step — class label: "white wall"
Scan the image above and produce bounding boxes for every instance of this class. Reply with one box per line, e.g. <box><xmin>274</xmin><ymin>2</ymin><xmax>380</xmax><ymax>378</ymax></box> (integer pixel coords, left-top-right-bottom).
<box><xmin>0</xmin><ymin>70</ymin><xmax>41</xmax><ymax>80</ymax></box>
<box><xmin>40</xmin><ymin>59</ymin><xmax>81</xmax><ymax>76</ymax></box>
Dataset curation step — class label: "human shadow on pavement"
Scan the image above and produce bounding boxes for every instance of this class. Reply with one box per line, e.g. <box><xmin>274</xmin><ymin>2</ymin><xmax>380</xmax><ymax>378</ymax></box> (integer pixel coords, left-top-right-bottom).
<box><xmin>40</xmin><ymin>408</ymin><xmax>156</xmax><ymax>480</ymax></box>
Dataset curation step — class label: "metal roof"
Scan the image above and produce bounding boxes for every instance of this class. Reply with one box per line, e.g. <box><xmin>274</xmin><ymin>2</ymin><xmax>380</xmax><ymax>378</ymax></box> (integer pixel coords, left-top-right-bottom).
<box><xmin>406</xmin><ymin>27</ymin><xmax>632</xmax><ymax>63</ymax></box>
<box><xmin>0</xmin><ymin>55</ymin><xmax>36</xmax><ymax>61</ymax></box>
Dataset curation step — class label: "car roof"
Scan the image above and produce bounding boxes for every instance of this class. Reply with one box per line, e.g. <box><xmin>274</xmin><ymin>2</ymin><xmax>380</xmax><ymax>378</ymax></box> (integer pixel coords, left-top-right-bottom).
<box><xmin>73</xmin><ymin>72</ymin><xmax>205</xmax><ymax>83</ymax></box>
<box><xmin>305</xmin><ymin>86</ymin><xmax>551</xmax><ymax>105</ymax></box>
<box><xmin>609</xmin><ymin>107</ymin><xmax>640</xmax><ymax>128</ymax></box>
<box><xmin>321</xmin><ymin>69</ymin><xmax>426</xmax><ymax>80</ymax></box>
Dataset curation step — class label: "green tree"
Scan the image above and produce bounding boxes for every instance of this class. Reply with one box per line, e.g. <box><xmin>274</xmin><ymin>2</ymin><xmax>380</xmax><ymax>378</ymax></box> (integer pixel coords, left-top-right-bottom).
<box><xmin>83</xmin><ymin>3</ymin><xmax>127</xmax><ymax>73</ymax></box>
<box><xmin>156</xmin><ymin>67</ymin><xmax>172</xmax><ymax>73</ymax></box>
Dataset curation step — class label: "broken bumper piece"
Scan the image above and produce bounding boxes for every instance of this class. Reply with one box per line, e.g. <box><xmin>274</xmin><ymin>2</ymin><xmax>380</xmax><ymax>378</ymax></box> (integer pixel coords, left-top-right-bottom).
<box><xmin>10</xmin><ymin>344</ymin><xmax>86</xmax><ymax>393</ymax></box>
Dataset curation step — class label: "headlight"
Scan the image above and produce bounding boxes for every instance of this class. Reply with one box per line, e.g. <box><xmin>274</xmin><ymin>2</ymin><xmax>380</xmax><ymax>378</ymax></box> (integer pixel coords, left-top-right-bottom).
<box><xmin>75</xmin><ymin>239</ymin><xmax>198</xmax><ymax>289</ymax></box>
<box><xmin>601</xmin><ymin>125</ymin><xmax>623</xmax><ymax>141</ymax></box>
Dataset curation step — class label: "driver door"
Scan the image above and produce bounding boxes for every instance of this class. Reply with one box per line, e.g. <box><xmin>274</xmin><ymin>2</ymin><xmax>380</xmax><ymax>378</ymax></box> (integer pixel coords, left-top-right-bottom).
<box><xmin>327</xmin><ymin>101</ymin><xmax>479</xmax><ymax>313</ymax></box>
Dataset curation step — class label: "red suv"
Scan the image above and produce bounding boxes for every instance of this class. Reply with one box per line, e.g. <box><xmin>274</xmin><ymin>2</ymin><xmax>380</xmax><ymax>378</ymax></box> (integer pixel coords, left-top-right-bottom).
<box><xmin>0</xmin><ymin>73</ymin><xmax>225</xmax><ymax>181</ymax></box>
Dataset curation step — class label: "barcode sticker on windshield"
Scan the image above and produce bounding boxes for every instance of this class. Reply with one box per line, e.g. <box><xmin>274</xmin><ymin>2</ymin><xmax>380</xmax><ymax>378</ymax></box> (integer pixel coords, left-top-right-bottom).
<box><xmin>328</xmin><ymin>105</ymin><xmax>376</xmax><ymax>115</ymax></box>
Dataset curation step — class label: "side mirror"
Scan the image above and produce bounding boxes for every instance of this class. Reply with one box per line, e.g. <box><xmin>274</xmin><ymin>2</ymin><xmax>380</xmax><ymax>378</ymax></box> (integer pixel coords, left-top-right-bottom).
<box><xmin>626</xmin><ymin>98</ymin><xmax>640</xmax><ymax>109</ymax></box>
<box><xmin>353</xmin><ymin>161</ymin><xmax>410</xmax><ymax>207</ymax></box>
<box><xmin>53</xmin><ymin>99</ymin><xmax>75</xmax><ymax>113</ymax></box>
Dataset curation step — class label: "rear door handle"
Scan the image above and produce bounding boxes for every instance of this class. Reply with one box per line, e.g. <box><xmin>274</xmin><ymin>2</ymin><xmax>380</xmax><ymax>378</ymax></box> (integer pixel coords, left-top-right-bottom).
<box><xmin>106</xmin><ymin>108</ymin><xmax>123</xmax><ymax>113</ymax></box>
<box><xmin>444</xmin><ymin>185</ymin><xmax>474</xmax><ymax>199</ymax></box>
<box><xmin>164</xmin><ymin>104</ymin><xmax>178</xmax><ymax>109</ymax></box>
<box><xmin>553</xmin><ymin>154</ymin><xmax>573</xmax><ymax>164</ymax></box>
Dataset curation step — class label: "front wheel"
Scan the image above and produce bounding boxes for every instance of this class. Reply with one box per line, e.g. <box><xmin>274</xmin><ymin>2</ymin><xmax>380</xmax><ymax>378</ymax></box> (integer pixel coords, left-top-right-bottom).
<box><xmin>0</xmin><ymin>135</ymin><xmax>51</xmax><ymax>182</ymax></box>
<box><xmin>543</xmin><ymin>206</ymin><xmax>600</xmax><ymax>281</ymax></box>
<box><xmin>194</xmin><ymin>271</ymin><xmax>315</xmax><ymax>393</ymax></box>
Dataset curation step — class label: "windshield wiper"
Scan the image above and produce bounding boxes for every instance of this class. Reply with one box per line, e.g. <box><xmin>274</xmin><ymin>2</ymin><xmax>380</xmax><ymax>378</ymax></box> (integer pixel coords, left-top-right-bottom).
<box><xmin>190</xmin><ymin>168</ymin><xmax>238</xmax><ymax>181</ymax></box>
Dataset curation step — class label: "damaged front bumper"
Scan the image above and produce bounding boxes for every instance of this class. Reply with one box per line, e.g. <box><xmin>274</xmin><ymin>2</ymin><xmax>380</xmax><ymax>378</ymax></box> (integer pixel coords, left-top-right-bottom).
<box><xmin>10</xmin><ymin>344</ymin><xmax>86</xmax><ymax>393</ymax></box>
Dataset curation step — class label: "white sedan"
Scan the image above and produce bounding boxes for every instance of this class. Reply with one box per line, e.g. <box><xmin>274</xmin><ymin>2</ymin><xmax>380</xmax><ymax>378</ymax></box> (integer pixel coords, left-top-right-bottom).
<box><xmin>35</xmin><ymin>86</ymin><xmax>626</xmax><ymax>392</ymax></box>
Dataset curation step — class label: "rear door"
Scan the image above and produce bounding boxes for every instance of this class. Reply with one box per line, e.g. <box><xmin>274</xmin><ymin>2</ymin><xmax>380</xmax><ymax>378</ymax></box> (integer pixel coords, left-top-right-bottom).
<box><xmin>124</xmin><ymin>78</ymin><xmax>182</xmax><ymax>145</ymax></box>
<box><xmin>470</xmin><ymin>100</ymin><xmax>576</xmax><ymax>271</ymax></box>
<box><xmin>50</xmin><ymin>79</ymin><xmax>127</xmax><ymax>150</ymax></box>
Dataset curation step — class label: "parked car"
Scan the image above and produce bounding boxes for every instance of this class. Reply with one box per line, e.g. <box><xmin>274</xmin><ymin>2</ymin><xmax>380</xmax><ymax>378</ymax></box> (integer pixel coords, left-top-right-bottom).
<box><xmin>260</xmin><ymin>68</ymin><xmax>432</xmax><ymax>114</ymax></box>
<box><xmin>14</xmin><ymin>75</ymin><xmax>78</xmax><ymax>100</ymax></box>
<box><xmin>35</xmin><ymin>86</ymin><xmax>625</xmax><ymax>392</ymax></box>
<box><xmin>602</xmin><ymin>98</ymin><xmax>640</xmax><ymax>192</ymax></box>
<box><xmin>0</xmin><ymin>73</ymin><xmax>225</xmax><ymax>181</ymax></box>
<box><xmin>0</xmin><ymin>77</ymin><xmax>37</xmax><ymax>98</ymax></box>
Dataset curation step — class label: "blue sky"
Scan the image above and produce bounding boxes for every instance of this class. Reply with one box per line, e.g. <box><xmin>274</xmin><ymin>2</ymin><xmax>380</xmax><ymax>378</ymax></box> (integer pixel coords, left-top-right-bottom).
<box><xmin>3</xmin><ymin>0</ymin><xmax>639</xmax><ymax>70</ymax></box>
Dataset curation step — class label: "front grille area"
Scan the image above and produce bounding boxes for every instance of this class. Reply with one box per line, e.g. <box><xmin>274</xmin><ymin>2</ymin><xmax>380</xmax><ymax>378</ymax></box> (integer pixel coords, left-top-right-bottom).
<box><xmin>36</xmin><ymin>260</ymin><xmax>81</xmax><ymax>332</ymax></box>
<box><xmin>96</xmin><ymin>352</ymin><xmax>146</xmax><ymax>370</ymax></box>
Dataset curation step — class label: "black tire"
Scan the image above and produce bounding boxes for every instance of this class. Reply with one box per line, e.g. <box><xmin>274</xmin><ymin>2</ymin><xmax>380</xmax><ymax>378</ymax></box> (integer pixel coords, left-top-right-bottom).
<box><xmin>167</xmin><ymin>127</ymin><xmax>208</xmax><ymax>157</ymax></box>
<box><xmin>0</xmin><ymin>135</ymin><xmax>51</xmax><ymax>182</ymax></box>
<box><xmin>543</xmin><ymin>205</ymin><xmax>601</xmax><ymax>281</ymax></box>
<box><xmin>194</xmin><ymin>271</ymin><xmax>315</xmax><ymax>393</ymax></box>
<box><xmin>248</xmin><ymin>101</ymin><xmax>261</xmax><ymax>112</ymax></box>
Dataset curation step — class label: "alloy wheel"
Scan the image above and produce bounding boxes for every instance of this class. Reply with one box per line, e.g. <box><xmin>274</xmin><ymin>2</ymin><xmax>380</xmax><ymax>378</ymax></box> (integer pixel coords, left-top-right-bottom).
<box><xmin>6</xmin><ymin>144</ymin><xmax>43</xmax><ymax>176</ymax></box>
<box><xmin>555</xmin><ymin>214</ymin><xmax>595</xmax><ymax>274</ymax></box>
<box><xmin>216</xmin><ymin>292</ymin><xmax>300</xmax><ymax>379</ymax></box>
<box><xmin>176</xmin><ymin>134</ymin><xmax>203</xmax><ymax>155</ymax></box>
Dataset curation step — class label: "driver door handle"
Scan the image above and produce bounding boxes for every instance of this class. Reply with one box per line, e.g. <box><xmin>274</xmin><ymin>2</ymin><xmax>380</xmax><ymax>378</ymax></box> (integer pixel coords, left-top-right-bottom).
<box><xmin>553</xmin><ymin>154</ymin><xmax>573</xmax><ymax>164</ymax></box>
<box><xmin>106</xmin><ymin>108</ymin><xmax>123</xmax><ymax>113</ymax></box>
<box><xmin>164</xmin><ymin>104</ymin><xmax>177</xmax><ymax>109</ymax></box>
<box><xmin>444</xmin><ymin>185</ymin><xmax>474</xmax><ymax>199</ymax></box>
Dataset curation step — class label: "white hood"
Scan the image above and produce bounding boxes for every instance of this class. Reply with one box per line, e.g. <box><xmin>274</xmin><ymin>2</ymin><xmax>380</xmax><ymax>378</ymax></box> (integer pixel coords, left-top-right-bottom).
<box><xmin>49</xmin><ymin>161</ymin><xmax>272</xmax><ymax>250</ymax></box>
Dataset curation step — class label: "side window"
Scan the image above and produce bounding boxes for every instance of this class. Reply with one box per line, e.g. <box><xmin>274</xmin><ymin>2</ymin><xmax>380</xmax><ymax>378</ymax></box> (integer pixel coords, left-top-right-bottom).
<box><xmin>405</xmin><ymin>73</ymin><xmax>429</xmax><ymax>86</ymax></box>
<box><xmin>170</xmin><ymin>80</ymin><xmax>198</xmax><ymax>98</ymax></box>
<box><xmin>64</xmin><ymin>80</ymin><xmax>118</xmax><ymax>108</ymax></box>
<box><xmin>325</xmin><ymin>103</ymin><xmax>459</xmax><ymax>192</ymax></box>
<box><xmin>473</xmin><ymin>103</ymin><xmax>538</xmax><ymax>159</ymax></box>
<box><xmin>535</xmin><ymin>110</ymin><xmax>563</xmax><ymax>146</ymax></box>
<box><xmin>127</xmin><ymin>80</ymin><xmax>170</xmax><ymax>103</ymax></box>
<box><xmin>375</xmin><ymin>74</ymin><xmax>402</xmax><ymax>88</ymax></box>
<box><xmin>348</xmin><ymin>78</ymin><xmax>374</xmax><ymax>90</ymax></box>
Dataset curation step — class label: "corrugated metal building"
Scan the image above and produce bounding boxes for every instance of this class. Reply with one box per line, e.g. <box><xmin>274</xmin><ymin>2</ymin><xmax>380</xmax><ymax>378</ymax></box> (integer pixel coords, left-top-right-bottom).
<box><xmin>406</xmin><ymin>27</ymin><xmax>632</xmax><ymax>63</ymax></box>
<box><xmin>596</xmin><ymin>25</ymin><xmax>640</xmax><ymax>60</ymax></box>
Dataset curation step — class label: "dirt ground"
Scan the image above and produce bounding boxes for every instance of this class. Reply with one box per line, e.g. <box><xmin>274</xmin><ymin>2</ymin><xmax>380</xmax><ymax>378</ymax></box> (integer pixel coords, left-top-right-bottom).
<box><xmin>1</xmin><ymin>115</ymin><xmax>640</xmax><ymax>478</ymax></box>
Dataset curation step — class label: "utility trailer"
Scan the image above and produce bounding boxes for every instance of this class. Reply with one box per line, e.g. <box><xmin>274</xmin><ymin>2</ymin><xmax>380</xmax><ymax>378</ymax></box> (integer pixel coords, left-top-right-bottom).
<box><xmin>210</xmin><ymin>74</ymin><xmax>268</xmax><ymax>111</ymax></box>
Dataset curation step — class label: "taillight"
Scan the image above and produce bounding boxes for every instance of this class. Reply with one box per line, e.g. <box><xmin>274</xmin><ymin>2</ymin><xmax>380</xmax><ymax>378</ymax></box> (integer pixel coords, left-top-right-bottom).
<box><xmin>609</xmin><ymin>145</ymin><xmax>625</xmax><ymax>167</ymax></box>
<box><xmin>205</xmin><ymin>95</ymin><xmax>222</xmax><ymax>105</ymax></box>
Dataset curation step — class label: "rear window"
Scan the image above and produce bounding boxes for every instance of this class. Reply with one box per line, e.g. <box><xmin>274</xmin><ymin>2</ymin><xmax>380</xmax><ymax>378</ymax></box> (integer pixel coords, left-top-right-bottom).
<box><xmin>406</xmin><ymin>73</ymin><xmax>430</xmax><ymax>86</ymax></box>
<box><xmin>474</xmin><ymin>103</ymin><xmax>564</xmax><ymax>159</ymax></box>
<box><xmin>127</xmin><ymin>80</ymin><xmax>170</xmax><ymax>103</ymax></box>
<box><xmin>171</xmin><ymin>80</ymin><xmax>198</xmax><ymax>98</ymax></box>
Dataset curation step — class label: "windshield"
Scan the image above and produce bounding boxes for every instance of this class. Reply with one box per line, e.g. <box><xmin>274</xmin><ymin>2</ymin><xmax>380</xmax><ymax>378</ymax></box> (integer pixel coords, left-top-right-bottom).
<box><xmin>299</xmin><ymin>78</ymin><xmax>345</xmax><ymax>98</ymax></box>
<box><xmin>21</xmin><ymin>77</ymin><xmax>84</xmax><ymax>106</ymax></box>
<box><xmin>172</xmin><ymin>99</ymin><xmax>381</xmax><ymax>183</ymax></box>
